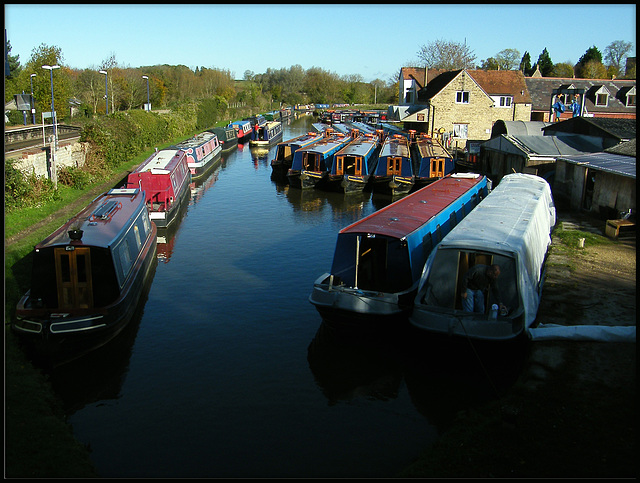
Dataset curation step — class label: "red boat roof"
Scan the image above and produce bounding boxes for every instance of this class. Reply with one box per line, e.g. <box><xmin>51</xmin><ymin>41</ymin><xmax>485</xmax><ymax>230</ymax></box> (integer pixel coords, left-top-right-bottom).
<box><xmin>340</xmin><ymin>174</ymin><xmax>485</xmax><ymax>239</ymax></box>
<box><xmin>134</xmin><ymin>148</ymin><xmax>185</xmax><ymax>173</ymax></box>
<box><xmin>36</xmin><ymin>188</ymin><xmax>147</xmax><ymax>249</ymax></box>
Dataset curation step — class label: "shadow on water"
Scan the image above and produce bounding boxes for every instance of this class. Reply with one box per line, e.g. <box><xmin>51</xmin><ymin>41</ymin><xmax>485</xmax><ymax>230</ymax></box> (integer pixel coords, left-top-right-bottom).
<box><xmin>308</xmin><ymin>317</ymin><xmax>531</xmax><ymax>434</ymax></box>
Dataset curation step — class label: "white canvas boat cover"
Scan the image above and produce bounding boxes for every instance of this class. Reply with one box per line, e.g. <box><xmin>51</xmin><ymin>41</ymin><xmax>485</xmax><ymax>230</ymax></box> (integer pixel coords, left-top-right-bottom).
<box><xmin>414</xmin><ymin>173</ymin><xmax>556</xmax><ymax>336</ymax></box>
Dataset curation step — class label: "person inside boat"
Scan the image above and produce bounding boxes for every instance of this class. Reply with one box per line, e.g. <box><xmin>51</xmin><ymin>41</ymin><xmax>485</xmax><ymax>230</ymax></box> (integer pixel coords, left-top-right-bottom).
<box><xmin>460</xmin><ymin>264</ymin><xmax>507</xmax><ymax>315</ymax></box>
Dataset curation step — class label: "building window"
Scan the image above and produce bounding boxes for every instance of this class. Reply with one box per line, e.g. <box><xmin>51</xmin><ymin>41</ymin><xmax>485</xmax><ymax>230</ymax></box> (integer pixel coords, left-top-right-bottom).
<box><xmin>499</xmin><ymin>96</ymin><xmax>512</xmax><ymax>107</ymax></box>
<box><xmin>626</xmin><ymin>94</ymin><xmax>636</xmax><ymax>107</ymax></box>
<box><xmin>595</xmin><ymin>93</ymin><xmax>608</xmax><ymax>106</ymax></box>
<box><xmin>453</xmin><ymin>124</ymin><xmax>468</xmax><ymax>139</ymax></box>
<box><xmin>456</xmin><ymin>91</ymin><xmax>469</xmax><ymax>104</ymax></box>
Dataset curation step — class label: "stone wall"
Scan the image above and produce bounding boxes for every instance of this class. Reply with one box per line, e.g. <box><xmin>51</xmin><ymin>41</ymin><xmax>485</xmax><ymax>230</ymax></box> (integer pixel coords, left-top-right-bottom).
<box><xmin>9</xmin><ymin>141</ymin><xmax>89</xmax><ymax>178</ymax></box>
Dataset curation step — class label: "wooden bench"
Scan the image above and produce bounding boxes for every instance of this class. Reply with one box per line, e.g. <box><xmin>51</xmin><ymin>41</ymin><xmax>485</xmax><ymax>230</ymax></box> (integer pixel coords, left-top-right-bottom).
<box><xmin>605</xmin><ymin>219</ymin><xmax>635</xmax><ymax>239</ymax></box>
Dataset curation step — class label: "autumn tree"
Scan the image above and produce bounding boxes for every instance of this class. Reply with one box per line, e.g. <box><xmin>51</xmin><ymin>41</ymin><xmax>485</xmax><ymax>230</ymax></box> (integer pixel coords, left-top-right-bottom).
<box><xmin>552</xmin><ymin>62</ymin><xmax>575</xmax><ymax>78</ymax></box>
<box><xmin>416</xmin><ymin>39</ymin><xmax>477</xmax><ymax>70</ymax></box>
<box><xmin>575</xmin><ymin>46</ymin><xmax>605</xmax><ymax>78</ymax></box>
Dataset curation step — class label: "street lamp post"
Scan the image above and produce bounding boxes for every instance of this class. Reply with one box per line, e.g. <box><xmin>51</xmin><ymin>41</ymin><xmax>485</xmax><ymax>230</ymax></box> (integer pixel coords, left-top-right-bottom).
<box><xmin>41</xmin><ymin>65</ymin><xmax>60</xmax><ymax>148</ymax></box>
<box><xmin>142</xmin><ymin>75</ymin><xmax>150</xmax><ymax>111</ymax></box>
<box><xmin>30</xmin><ymin>73</ymin><xmax>36</xmax><ymax>124</ymax></box>
<box><xmin>99</xmin><ymin>70</ymin><xmax>108</xmax><ymax>114</ymax></box>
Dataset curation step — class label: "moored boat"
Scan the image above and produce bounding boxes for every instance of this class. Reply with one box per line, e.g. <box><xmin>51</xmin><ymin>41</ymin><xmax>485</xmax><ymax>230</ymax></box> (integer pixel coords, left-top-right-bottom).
<box><xmin>409</xmin><ymin>173</ymin><xmax>556</xmax><ymax>341</ymax></box>
<box><xmin>207</xmin><ymin>125</ymin><xmax>238</xmax><ymax>152</ymax></box>
<box><xmin>371</xmin><ymin>134</ymin><xmax>415</xmax><ymax>196</ymax></box>
<box><xmin>249</xmin><ymin>120</ymin><xmax>284</xmax><ymax>147</ymax></box>
<box><xmin>12</xmin><ymin>187</ymin><xmax>158</xmax><ymax>367</ymax></box>
<box><xmin>309</xmin><ymin>173</ymin><xmax>489</xmax><ymax>324</ymax></box>
<box><xmin>324</xmin><ymin>130</ymin><xmax>382</xmax><ymax>194</ymax></box>
<box><xmin>229</xmin><ymin>120</ymin><xmax>253</xmax><ymax>143</ymax></box>
<box><xmin>172</xmin><ymin>131</ymin><xmax>222</xmax><ymax>180</ymax></box>
<box><xmin>411</xmin><ymin>132</ymin><xmax>455</xmax><ymax>187</ymax></box>
<box><xmin>287</xmin><ymin>129</ymin><xmax>352</xmax><ymax>190</ymax></box>
<box><xmin>270</xmin><ymin>131</ymin><xmax>325</xmax><ymax>179</ymax></box>
<box><xmin>126</xmin><ymin>148</ymin><xmax>191</xmax><ymax>229</ymax></box>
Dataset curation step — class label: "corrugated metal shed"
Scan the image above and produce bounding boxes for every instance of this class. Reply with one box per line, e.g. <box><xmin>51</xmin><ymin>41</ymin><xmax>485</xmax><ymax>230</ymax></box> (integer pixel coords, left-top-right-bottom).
<box><xmin>556</xmin><ymin>152</ymin><xmax>636</xmax><ymax>179</ymax></box>
<box><xmin>483</xmin><ymin>133</ymin><xmax>604</xmax><ymax>158</ymax></box>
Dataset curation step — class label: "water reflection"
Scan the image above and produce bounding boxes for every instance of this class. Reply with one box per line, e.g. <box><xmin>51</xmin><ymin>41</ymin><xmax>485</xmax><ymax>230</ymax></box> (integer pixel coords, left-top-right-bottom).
<box><xmin>47</xmin><ymin>258</ymin><xmax>158</xmax><ymax>414</ymax></box>
<box><xmin>308</xmin><ymin>318</ymin><xmax>530</xmax><ymax>434</ymax></box>
<box><xmin>157</xmin><ymin>200</ymin><xmax>188</xmax><ymax>263</ymax></box>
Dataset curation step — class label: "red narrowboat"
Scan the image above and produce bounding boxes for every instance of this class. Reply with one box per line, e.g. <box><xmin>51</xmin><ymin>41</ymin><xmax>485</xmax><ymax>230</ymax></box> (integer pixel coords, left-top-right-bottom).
<box><xmin>126</xmin><ymin>148</ymin><xmax>191</xmax><ymax>228</ymax></box>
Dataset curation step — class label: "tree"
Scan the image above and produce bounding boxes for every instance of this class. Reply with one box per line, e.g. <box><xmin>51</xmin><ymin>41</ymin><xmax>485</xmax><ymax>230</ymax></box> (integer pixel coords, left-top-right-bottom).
<box><xmin>536</xmin><ymin>48</ymin><xmax>554</xmax><ymax>77</ymax></box>
<box><xmin>519</xmin><ymin>52</ymin><xmax>533</xmax><ymax>76</ymax></box>
<box><xmin>604</xmin><ymin>40</ymin><xmax>633</xmax><ymax>77</ymax></box>
<box><xmin>5</xmin><ymin>40</ymin><xmax>22</xmax><ymax>79</ymax></box>
<box><xmin>495</xmin><ymin>48</ymin><xmax>520</xmax><ymax>70</ymax></box>
<box><xmin>553</xmin><ymin>62</ymin><xmax>575</xmax><ymax>78</ymax></box>
<box><xmin>580</xmin><ymin>60</ymin><xmax>608</xmax><ymax>79</ymax></box>
<box><xmin>480</xmin><ymin>57</ymin><xmax>500</xmax><ymax>71</ymax></box>
<box><xmin>416</xmin><ymin>39</ymin><xmax>477</xmax><ymax>70</ymax></box>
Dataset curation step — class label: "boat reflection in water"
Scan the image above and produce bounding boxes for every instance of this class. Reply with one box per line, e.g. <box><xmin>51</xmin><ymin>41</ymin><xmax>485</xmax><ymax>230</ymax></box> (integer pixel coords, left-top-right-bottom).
<box><xmin>156</xmin><ymin>199</ymin><xmax>188</xmax><ymax>264</ymax></box>
<box><xmin>47</xmin><ymin>257</ymin><xmax>157</xmax><ymax>414</ymax></box>
<box><xmin>308</xmin><ymin>318</ymin><xmax>529</xmax><ymax>433</ymax></box>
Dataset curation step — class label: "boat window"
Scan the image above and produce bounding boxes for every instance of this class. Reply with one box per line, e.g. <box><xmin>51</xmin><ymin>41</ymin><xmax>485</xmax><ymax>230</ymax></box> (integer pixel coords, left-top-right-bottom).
<box><xmin>118</xmin><ymin>239</ymin><xmax>133</xmax><ymax>283</ymax></box>
<box><xmin>133</xmin><ymin>224</ymin><xmax>142</xmax><ymax>249</ymax></box>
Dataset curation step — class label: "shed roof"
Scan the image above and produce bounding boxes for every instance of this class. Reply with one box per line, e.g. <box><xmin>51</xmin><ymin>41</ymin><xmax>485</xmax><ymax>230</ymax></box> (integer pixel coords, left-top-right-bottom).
<box><xmin>491</xmin><ymin>120</ymin><xmax>552</xmax><ymax>138</ymax></box>
<box><xmin>556</xmin><ymin>152</ymin><xmax>636</xmax><ymax>179</ymax></box>
<box><xmin>483</xmin><ymin>134</ymin><xmax>605</xmax><ymax>157</ymax></box>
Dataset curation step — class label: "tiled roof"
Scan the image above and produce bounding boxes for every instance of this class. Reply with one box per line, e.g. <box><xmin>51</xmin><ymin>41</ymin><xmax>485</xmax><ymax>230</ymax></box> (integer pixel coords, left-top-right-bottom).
<box><xmin>524</xmin><ymin>77</ymin><xmax>636</xmax><ymax>114</ymax></box>
<box><xmin>542</xmin><ymin>117</ymin><xmax>636</xmax><ymax>141</ymax></box>
<box><xmin>414</xmin><ymin>69</ymin><xmax>531</xmax><ymax>103</ymax></box>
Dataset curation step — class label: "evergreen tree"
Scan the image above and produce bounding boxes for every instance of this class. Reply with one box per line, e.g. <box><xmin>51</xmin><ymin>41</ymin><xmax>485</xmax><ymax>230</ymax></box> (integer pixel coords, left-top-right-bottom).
<box><xmin>5</xmin><ymin>40</ymin><xmax>22</xmax><ymax>79</ymax></box>
<box><xmin>519</xmin><ymin>51</ymin><xmax>532</xmax><ymax>76</ymax></box>
<box><xmin>537</xmin><ymin>48</ymin><xmax>554</xmax><ymax>77</ymax></box>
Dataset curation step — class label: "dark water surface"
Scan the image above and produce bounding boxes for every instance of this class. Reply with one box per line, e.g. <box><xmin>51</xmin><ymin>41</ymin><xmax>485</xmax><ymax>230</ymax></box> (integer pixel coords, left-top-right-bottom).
<box><xmin>48</xmin><ymin>115</ymin><xmax>525</xmax><ymax>478</ymax></box>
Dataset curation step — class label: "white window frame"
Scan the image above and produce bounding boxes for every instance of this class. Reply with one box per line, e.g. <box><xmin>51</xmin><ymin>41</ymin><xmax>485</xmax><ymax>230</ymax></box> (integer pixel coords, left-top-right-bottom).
<box><xmin>627</xmin><ymin>94</ymin><xmax>636</xmax><ymax>107</ymax></box>
<box><xmin>595</xmin><ymin>93</ymin><xmax>608</xmax><ymax>106</ymax></box>
<box><xmin>499</xmin><ymin>96</ymin><xmax>513</xmax><ymax>107</ymax></box>
<box><xmin>456</xmin><ymin>91</ymin><xmax>469</xmax><ymax>104</ymax></box>
<box><xmin>453</xmin><ymin>123</ymin><xmax>468</xmax><ymax>139</ymax></box>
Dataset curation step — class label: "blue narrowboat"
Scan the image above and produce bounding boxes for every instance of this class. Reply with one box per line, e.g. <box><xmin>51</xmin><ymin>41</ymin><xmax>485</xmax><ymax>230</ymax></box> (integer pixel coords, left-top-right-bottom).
<box><xmin>371</xmin><ymin>134</ymin><xmax>415</xmax><ymax>196</ymax></box>
<box><xmin>270</xmin><ymin>131</ymin><xmax>325</xmax><ymax>179</ymax></box>
<box><xmin>172</xmin><ymin>131</ymin><xmax>222</xmax><ymax>180</ymax></box>
<box><xmin>411</xmin><ymin>132</ymin><xmax>455</xmax><ymax>187</ymax></box>
<box><xmin>249</xmin><ymin>120</ymin><xmax>284</xmax><ymax>147</ymax></box>
<box><xmin>13</xmin><ymin>188</ymin><xmax>158</xmax><ymax>366</ymax></box>
<box><xmin>229</xmin><ymin>120</ymin><xmax>253</xmax><ymax>143</ymax></box>
<box><xmin>309</xmin><ymin>173</ymin><xmax>489</xmax><ymax>323</ymax></box>
<box><xmin>324</xmin><ymin>130</ymin><xmax>382</xmax><ymax>193</ymax></box>
<box><xmin>287</xmin><ymin>129</ymin><xmax>352</xmax><ymax>190</ymax></box>
<box><xmin>207</xmin><ymin>125</ymin><xmax>238</xmax><ymax>152</ymax></box>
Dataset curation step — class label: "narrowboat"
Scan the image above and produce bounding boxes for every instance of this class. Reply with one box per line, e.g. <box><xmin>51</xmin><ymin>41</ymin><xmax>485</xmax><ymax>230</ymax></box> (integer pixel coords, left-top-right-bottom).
<box><xmin>287</xmin><ymin>129</ymin><xmax>352</xmax><ymax>190</ymax></box>
<box><xmin>309</xmin><ymin>173</ymin><xmax>489</xmax><ymax>324</ymax></box>
<box><xmin>371</xmin><ymin>134</ymin><xmax>415</xmax><ymax>196</ymax></box>
<box><xmin>324</xmin><ymin>131</ymin><xmax>381</xmax><ymax>194</ymax></box>
<box><xmin>229</xmin><ymin>120</ymin><xmax>253</xmax><ymax>143</ymax></box>
<box><xmin>264</xmin><ymin>111</ymin><xmax>281</xmax><ymax>121</ymax></box>
<box><xmin>207</xmin><ymin>125</ymin><xmax>238</xmax><ymax>152</ymax></box>
<box><xmin>409</xmin><ymin>173</ymin><xmax>556</xmax><ymax>341</ymax></box>
<box><xmin>411</xmin><ymin>132</ymin><xmax>455</xmax><ymax>187</ymax></box>
<box><xmin>172</xmin><ymin>131</ymin><xmax>222</xmax><ymax>180</ymax></box>
<box><xmin>126</xmin><ymin>148</ymin><xmax>191</xmax><ymax>229</ymax></box>
<box><xmin>249</xmin><ymin>120</ymin><xmax>284</xmax><ymax>147</ymax></box>
<box><xmin>270</xmin><ymin>131</ymin><xmax>325</xmax><ymax>179</ymax></box>
<box><xmin>12</xmin><ymin>187</ymin><xmax>158</xmax><ymax>367</ymax></box>
<box><xmin>279</xmin><ymin>107</ymin><xmax>293</xmax><ymax>119</ymax></box>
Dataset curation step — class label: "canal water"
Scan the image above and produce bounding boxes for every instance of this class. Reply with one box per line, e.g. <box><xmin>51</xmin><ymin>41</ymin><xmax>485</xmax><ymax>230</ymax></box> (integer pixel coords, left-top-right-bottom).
<box><xmin>47</xmin><ymin>115</ymin><xmax>527</xmax><ymax>478</ymax></box>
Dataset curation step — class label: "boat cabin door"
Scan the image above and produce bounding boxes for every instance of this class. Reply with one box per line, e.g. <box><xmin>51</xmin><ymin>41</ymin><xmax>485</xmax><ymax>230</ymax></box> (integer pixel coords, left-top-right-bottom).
<box><xmin>430</xmin><ymin>158</ymin><xmax>445</xmax><ymax>178</ymax></box>
<box><xmin>54</xmin><ymin>247</ymin><xmax>94</xmax><ymax>309</ymax></box>
<box><xmin>454</xmin><ymin>251</ymin><xmax>493</xmax><ymax>312</ymax></box>
<box><xmin>387</xmin><ymin>157</ymin><xmax>402</xmax><ymax>176</ymax></box>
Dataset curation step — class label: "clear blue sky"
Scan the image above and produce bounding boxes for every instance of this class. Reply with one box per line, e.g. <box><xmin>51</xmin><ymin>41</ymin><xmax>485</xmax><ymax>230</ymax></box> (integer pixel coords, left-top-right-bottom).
<box><xmin>5</xmin><ymin>4</ymin><xmax>636</xmax><ymax>82</ymax></box>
